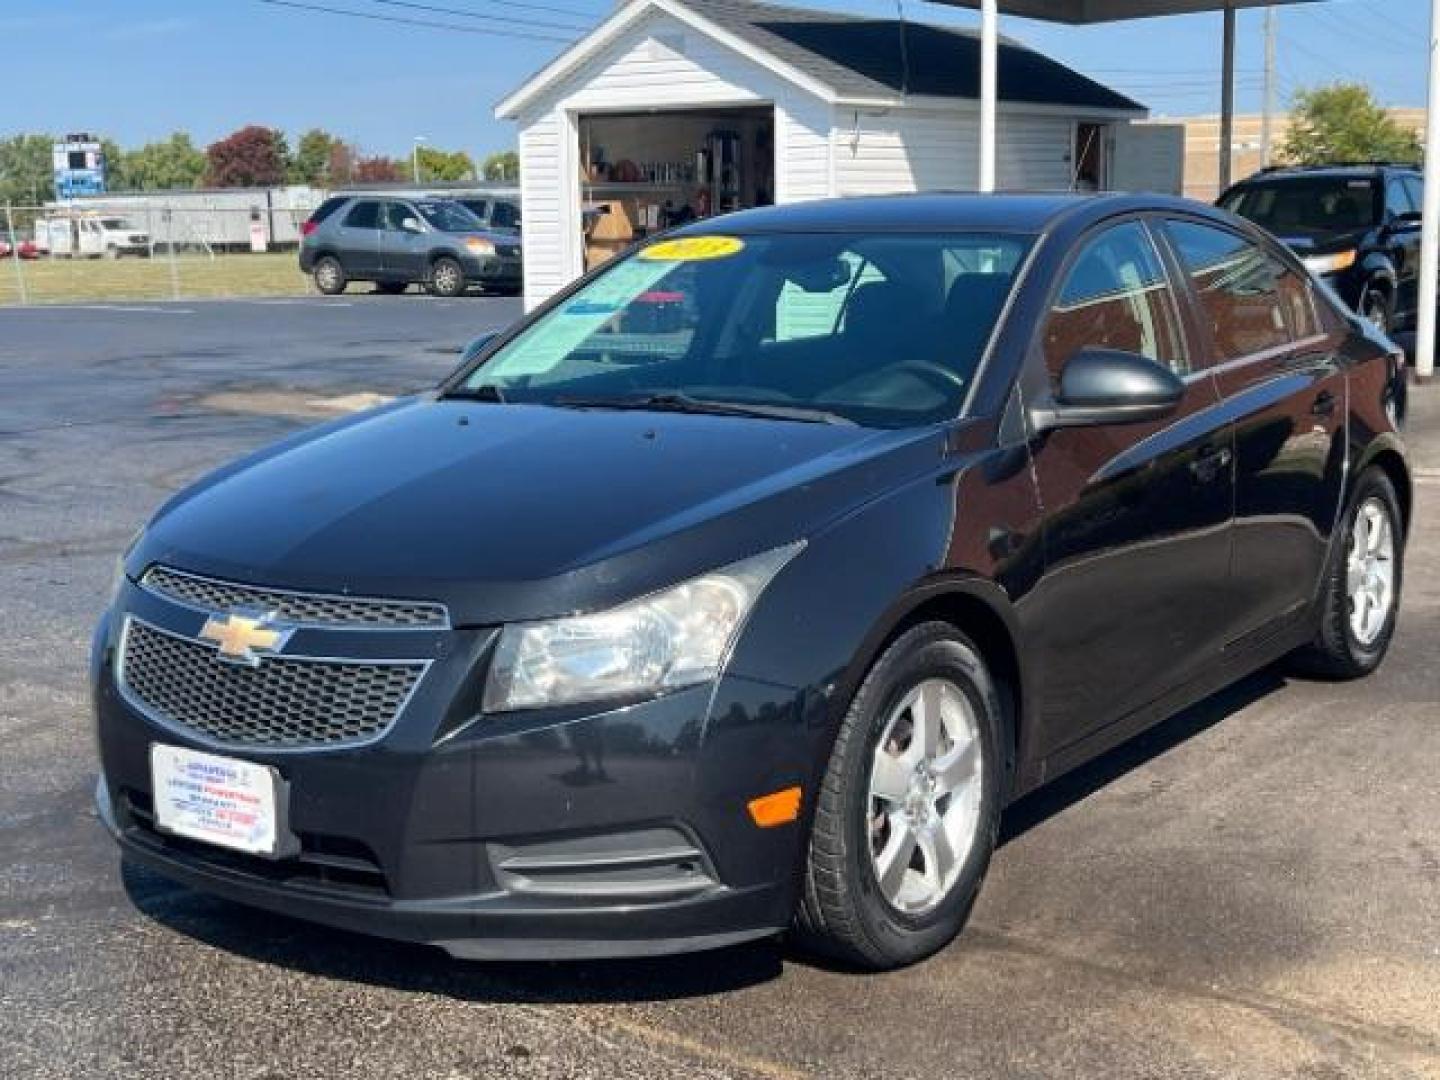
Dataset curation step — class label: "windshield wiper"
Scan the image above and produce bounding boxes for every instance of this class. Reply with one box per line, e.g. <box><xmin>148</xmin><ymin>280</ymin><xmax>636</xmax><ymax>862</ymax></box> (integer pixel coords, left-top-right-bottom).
<box><xmin>446</xmin><ymin>384</ymin><xmax>507</xmax><ymax>403</ymax></box>
<box><xmin>551</xmin><ymin>392</ymin><xmax>855</xmax><ymax>426</ymax></box>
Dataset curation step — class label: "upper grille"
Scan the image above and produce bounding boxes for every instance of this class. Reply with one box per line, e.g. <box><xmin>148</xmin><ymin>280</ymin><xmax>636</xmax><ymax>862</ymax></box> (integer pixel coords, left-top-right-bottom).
<box><xmin>141</xmin><ymin>566</ymin><xmax>448</xmax><ymax>629</ymax></box>
<box><xmin>497</xmin><ymin>244</ymin><xmax>520</xmax><ymax>258</ymax></box>
<box><xmin>119</xmin><ymin>618</ymin><xmax>425</xmax><ymax>749</ymax></box>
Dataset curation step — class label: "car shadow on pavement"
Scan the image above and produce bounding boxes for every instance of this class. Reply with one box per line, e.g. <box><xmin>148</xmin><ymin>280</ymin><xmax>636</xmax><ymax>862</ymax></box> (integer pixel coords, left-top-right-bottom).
<box><xmin>998</xmin><ymin>665</ymin><xmax>1287</xmax><ymax>846</ymax></box>
<box><xmin>122</xmin><ymin>665</ymin><xmax>1289</xmax><ymax>997</ymax></box>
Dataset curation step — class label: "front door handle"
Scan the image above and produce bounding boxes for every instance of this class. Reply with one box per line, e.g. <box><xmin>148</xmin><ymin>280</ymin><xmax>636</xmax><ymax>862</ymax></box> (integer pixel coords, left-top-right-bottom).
<box><xmin>1189</xmin><ymin>442</ymin><xmax>1232</xmax><ymax>484</ymax></box>
<box><xmin>1311</xmin><ymin>390</ymin><xmax>1337</xmax><ymax>417</ymax></box>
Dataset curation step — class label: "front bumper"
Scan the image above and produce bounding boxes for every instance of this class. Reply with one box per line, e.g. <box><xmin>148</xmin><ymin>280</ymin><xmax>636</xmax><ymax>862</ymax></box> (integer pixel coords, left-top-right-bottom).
<box><xmin>461</xmin><ymin>253</ymin><xmax>521</xmax><ymax>285</ymax></box>
<box><xmin>91</xmin><ymin>585</ymin><xmax>809</xmax><ymax>959</ymax></box>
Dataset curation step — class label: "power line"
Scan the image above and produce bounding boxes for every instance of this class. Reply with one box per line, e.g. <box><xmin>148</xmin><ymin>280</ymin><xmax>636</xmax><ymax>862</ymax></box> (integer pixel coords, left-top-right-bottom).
<box><xmin>251</xmin><ymin>0</ymin><xmax>576</xmax><ymax>43</ymax></box>
<box><xmin>366</xmin><ymin>0</ymin><xmax>593</xmax><ymax>31</ymax></box>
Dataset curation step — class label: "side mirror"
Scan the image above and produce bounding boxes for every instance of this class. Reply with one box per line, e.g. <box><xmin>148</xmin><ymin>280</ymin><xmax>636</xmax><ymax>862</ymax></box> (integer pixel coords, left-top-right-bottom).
<box><xmin>1031</xmin><ymin>348</ymin><xmax>1185</xmax><ymax>433</ymax></box>
<box><xmin>401</xmin><ymin>216</ymin><xmax>424</xmax><ymax>234</ymax></box>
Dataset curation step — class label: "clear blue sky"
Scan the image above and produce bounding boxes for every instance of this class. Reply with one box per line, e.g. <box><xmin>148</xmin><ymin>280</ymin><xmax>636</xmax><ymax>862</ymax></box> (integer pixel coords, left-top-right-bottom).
<box><xmin>0</xmin><ymin>0</ymin><xmax>1430</xmax><ymax>160</ymax></box>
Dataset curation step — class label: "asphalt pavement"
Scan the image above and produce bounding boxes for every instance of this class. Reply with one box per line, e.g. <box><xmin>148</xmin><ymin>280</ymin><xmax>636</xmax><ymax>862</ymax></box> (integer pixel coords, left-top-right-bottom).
<box><xmin>2</xmin><ymin>296</ymin><xmax>1438</xmax><ymax>1080</ymax></box>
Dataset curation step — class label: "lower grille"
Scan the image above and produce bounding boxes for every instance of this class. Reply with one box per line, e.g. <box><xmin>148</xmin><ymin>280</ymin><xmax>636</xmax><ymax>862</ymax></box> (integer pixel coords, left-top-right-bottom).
<box><xmin>122</xmin><ymin>789</ymin><xmax>390</xmax><ymax>897</ymax></box>
<box><xmin>118</xmin><ymin>618</ymin><xmax>424</xmax><ymax>750</ymax></box>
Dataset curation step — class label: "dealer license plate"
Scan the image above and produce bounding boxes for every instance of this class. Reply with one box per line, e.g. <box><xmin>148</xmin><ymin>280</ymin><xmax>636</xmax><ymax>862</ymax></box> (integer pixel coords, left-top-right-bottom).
<box><xmin>150</xmin><ymin>743</ymin><xmax>282</xmax><ymax>856</ymax></box>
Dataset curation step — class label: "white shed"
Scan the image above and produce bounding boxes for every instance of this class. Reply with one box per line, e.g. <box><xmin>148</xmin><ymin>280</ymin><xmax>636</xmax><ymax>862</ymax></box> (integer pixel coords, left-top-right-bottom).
<box><xmin>497</xmin><ymin>0</ymin><xmax>1172</xmax><ymax>308</ymax></box>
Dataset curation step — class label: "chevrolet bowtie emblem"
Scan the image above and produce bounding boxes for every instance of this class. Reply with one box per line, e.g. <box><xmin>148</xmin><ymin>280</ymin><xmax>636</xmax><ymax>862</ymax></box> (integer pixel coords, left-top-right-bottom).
<box><xmin>199</xmin><ymin>611</ymin><xmax>293</xmax><ymax>666</ymax></box>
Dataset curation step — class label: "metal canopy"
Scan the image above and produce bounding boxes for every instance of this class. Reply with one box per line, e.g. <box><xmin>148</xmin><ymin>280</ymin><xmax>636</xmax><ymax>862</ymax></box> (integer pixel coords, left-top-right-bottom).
<box><xmin>930</xmin><ymin>1</ymin><xmax>1318</xmax><ymax>24</ymax></box>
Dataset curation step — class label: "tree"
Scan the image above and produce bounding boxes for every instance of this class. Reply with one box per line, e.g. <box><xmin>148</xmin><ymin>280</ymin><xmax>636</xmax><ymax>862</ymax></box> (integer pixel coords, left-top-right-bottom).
<box><xmin>482</xmin><ymin>150</ymin><xmax>519</xmax><ymax>182</ymax></box>
<box><xmin>415</xmin><ymin>145</ymin><xmax>475</xmax><ymax>182</ymax></box>
<box><xmin>204</xmin><ymin>125</ymin><xmax>289</xmax><ymax>187</ymax></box>
<box><xmin>117</xmin><ymin>133</ymin><xmax>206</xmax><ymax>191</ymax></box>
<box><xmin>354</xmin><ymin>155</ymin><xmax>404</xmax><ymax>182</ymax></box>
<box><xmin>290</xmin><ymin>128</ymin><xmax>340</xmax><ymax>186</ymax></box>
<box><xmin>100</xmin><ymin>137</ymin><xmax>127</xmax><ymax>190</ymax></box>
<box><xmin>1282</xmin><ymin>83</ymin><xmax>1421</xmax><ymax>166</ymax></box>
<box><xmin>326</xmin><ymin>140</ymin><xmax>358</xmax><ymax>185</ymax></box>
<box><xmin>0</xmin><ymin>133</ymin><xmax>57</xmax><ymax>206</ymax></box>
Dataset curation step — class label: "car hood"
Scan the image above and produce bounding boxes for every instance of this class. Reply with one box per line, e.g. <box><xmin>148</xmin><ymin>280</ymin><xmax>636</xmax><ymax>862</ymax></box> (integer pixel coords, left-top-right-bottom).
<box><xmin>131</xmin><ymin>396</ymin><xmax>947</xmax><ymax>625</ymax></box>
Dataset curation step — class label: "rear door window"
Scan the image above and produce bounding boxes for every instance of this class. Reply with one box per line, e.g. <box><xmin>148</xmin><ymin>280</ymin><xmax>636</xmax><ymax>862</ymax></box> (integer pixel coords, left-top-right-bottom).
<box><xmin>343</xmin><ymin>201</ymin><xmax>380</xmax><ymax>229</ymax></box>
<box><xmin>1164</xmin><ymin>219</ymin><xmax>1314</xmax><ymax>357</ymax></box>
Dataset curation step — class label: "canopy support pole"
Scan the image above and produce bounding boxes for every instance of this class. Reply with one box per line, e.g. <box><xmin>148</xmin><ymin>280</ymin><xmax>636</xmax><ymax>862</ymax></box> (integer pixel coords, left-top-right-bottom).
<box><xmin>1219</xmin><ymin>5</ymin><xmax>1236</xmax><ymax>191</ymax></box>
<box><xmin>1416</xmin><ymin>0</ymin><xmax>1440</xmax><ymax>382</ymax></box>
<box><xmin>979</xmin><ymin>0</ymin><xmax>997</xmax><ymax>192</ymax></box>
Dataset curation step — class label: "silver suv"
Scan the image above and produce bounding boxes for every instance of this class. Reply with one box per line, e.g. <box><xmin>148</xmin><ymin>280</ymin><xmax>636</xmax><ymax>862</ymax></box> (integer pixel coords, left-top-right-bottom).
<box><xmin>299</xmin><ymin>196</ymin><xmax>522</xmax><ymax>297</ymax></box>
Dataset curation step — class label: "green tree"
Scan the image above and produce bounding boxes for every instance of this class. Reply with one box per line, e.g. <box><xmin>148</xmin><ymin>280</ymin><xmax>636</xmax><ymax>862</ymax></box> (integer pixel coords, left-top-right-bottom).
<box><xmin>482</xmin><ymin>150</ymin><xmax>519</xmax><ymax>182</ymax></box>
<box><xmin>1282</xmin><ymin>83</ymin><xmax>1421</xmax><ymax>165</ymax></box>
<box><xmin>100</xmin><ymin>137</ymin><xmax>127</xmax><ymax>190</ymax></box>
<box><xmin>415</xmin><ymin>145</ymin><xmax>475</xmax><ymax>182</ymax></box>
<box><xmin>117</xmin><ymin>133</ymin><xmax>206</xmax><ymax>191</ymax></box>
<box><xmin>290</xmin><ymin>128</ymin><xmax>339</xmax><ymax>186</ymax></box>
<box><xmin>0</xmin><ymin>133</ymin><xmax>57</xmax><ymax>207</ymax></box>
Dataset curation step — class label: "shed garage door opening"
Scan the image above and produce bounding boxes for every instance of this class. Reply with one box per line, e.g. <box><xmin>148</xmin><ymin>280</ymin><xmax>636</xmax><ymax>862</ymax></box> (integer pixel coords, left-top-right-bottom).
<box><xmin>579</xmin><ymin>107</ymin><xmax>774</xmax><ymax>271</ymax></box>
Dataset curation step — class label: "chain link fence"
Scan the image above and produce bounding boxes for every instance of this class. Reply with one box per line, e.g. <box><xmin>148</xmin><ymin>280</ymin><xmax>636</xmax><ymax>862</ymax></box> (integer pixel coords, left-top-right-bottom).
<box><xmin>1</xmin><ymin>201</ymin><xmax>319</xmax><ymax>305</ymax></box>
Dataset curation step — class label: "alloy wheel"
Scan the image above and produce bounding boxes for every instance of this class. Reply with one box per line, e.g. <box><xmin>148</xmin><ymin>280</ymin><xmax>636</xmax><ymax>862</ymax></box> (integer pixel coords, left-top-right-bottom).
<box><xmin>1347</xmin><ymin>496</ymin><xmax>1396</xmax><ymax>646</ymax></box>
<box><xmin>867</xmin><ymin>678</ymin><xmax>984</xmax><ymax>915</ymax></box>
<box><xmin>1361</xmin><ymin>291</ymin><xmax>1389</xmax><ymax>334</ymax></box>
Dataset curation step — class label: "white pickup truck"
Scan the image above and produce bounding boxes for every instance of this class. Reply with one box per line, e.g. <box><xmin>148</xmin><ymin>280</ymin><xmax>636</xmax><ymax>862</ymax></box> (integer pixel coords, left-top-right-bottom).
<box><xmin>35</xmin><ymin>215</ymin><xmax>151</xmax><ymax>258</ymax></box>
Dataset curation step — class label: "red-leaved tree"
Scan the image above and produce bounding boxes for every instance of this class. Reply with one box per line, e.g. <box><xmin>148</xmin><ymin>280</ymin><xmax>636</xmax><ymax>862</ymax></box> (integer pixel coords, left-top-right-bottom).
<box><xmin>204</xmin><ymin>125</ymin><xmax>288</xmax><ymax>187</ymax></box>
<box><xmin>354</xmin><ymin>155</ymin><xmax>403</xmax><ymax>182</ymax></box>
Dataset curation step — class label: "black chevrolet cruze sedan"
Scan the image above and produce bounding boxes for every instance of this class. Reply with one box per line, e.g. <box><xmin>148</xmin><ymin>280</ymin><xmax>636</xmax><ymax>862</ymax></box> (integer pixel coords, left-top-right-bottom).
<box><xmin>94</xmin><ymin>194</ymin><xmax>1410</xmax><ymax>970</ymax></box>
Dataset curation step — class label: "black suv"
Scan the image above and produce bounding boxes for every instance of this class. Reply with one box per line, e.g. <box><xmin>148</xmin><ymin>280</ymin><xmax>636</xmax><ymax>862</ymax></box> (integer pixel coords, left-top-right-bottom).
<box><xmin>1219</xmin><ymin>163</ymin><xmax>1423</xmax><ymax>334</ymax></box>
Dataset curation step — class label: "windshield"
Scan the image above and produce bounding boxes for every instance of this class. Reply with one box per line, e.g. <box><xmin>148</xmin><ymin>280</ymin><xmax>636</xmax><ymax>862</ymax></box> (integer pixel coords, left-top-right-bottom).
<box><xmin>1222</xmin><ymin>177</ymin><xmax>1379</xmax><ymax>236</ymax></box>
<box><xmin>415</xmin><ymin>200</ymin><xmax>484</xmax><ymax>232</ymax></box>
<box><xmin>451</xmin><ymin>231</ymin><xmax>1028</xmax><ymax>428</ymax></box>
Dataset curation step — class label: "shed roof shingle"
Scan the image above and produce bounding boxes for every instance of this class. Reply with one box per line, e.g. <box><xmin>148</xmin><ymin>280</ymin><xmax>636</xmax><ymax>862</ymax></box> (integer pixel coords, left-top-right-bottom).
<box><xmin>677</xmin><ymin>0</ymin><xmax>1145</xmax><ymax>111</ymax></box>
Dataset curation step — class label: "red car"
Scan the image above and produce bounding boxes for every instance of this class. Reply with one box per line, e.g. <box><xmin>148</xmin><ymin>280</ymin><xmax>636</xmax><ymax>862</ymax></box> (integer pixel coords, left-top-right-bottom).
<box><xmin>0</xmin><ymin>239</ymin><xmax>40</xmax><ymax>260</ymax></box>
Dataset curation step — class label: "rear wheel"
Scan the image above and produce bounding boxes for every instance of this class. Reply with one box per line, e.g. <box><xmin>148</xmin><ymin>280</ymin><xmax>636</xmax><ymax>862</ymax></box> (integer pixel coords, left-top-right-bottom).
<box><xmin>1291</xmin><ymin>468</ymin><xmax>1403</xmax><ymax>679</ymax></box>
<box><xmin>796</xmin><ymin>622</ymin><xmax>1007</xmax><ymax>970</ymax></box>
<box><xmin>312</xmin><ymin>255</ymin><xmax>347</xmax><ymax>295</ymax></box>
<box><xmin>428</xmin><ymin>256</ymin><xmax>466</xmax><ymax>298</ymax></box>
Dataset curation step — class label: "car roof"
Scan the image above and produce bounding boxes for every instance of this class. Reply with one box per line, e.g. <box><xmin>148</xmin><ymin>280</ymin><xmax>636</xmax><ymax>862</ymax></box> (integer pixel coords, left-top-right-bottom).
<box><xmin>1235</xmin><ymin>164</ymin><xmax>1417</xmax><ymax>184</ymax></box>
<box><xmin>674</xmin><ymin>191</ymin><xmax>1224</xmax><ymax>236</ymax></box>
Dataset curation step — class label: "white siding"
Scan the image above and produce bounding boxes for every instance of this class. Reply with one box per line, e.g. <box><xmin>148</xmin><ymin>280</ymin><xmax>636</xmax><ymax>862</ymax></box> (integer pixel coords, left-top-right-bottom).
<box><xmin>832</xmin><ymin>106</ymin><xmax>1076</xmax><ymax>195</ymax></box>
<box><xmin>517</xmin><ymin>110</ymin><xmax>575</xmax><ymax>306</ymax></box>
<box><xmin>777</xmin><ymin>97</ymin><xmax>834</xmax><ymax>203</ymax></box>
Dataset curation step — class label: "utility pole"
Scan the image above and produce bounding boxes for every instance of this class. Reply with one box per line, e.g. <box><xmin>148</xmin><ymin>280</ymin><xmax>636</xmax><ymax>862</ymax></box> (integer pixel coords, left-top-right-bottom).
<box><xmin>1219</xmin><ymin>6</ymin><xmax>1237</xmax><ymax>191</ymax></box>
<box><xmin>1261</xmin><ymin>6</ymin><xmax>1277</xmax><ymax>168</ymax></box>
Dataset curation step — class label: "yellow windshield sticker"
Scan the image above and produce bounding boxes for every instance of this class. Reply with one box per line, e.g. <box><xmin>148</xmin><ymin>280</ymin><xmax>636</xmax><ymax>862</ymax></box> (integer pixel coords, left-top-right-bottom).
<box><xmin>639</xmin><ymin>236</ymin><xmax>745</xmax><ymax>262</ymax></box>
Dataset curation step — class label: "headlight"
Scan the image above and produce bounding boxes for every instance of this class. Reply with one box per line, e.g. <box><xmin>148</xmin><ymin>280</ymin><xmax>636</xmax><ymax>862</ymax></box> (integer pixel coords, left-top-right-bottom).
<box><xmin>483</xmin><ymin>543</ymin><xmax>803</xmax><ymax>712</ymax></box>
<box><xmin>1302</xmin><ymin>250</ymin><xmax>1357</xmax><ymax>276</ymax></box>
<box><xmin>465</xmin><ymin>237</ymin><xmax>495</xmax><ymax>256</ymax></box>
<box><xmin>108</xmin><ymin>526</ymin><xmax>144</xmax><ymax>606</ymax></box>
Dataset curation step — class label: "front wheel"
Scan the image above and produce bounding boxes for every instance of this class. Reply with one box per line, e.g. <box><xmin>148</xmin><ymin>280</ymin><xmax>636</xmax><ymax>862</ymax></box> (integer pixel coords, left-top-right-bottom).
<box><xmin>795</xmin><ymin>622</ymin><xmax>1008</xmax><ymax>970</ymax></box>
<box><xmin>1359</xmin><ymin>285</ymin><xmax>1393</xmax><ymax>335</ymax></box>
<box><xmin>1291</xmin><ymin>468</ymin><xmax>1404</xmax><ymax>679</ymax></box>
<box><xmin>428</xmin><ymin>256</ymin><xmax>466</xmax><ymax>298</ymax></box>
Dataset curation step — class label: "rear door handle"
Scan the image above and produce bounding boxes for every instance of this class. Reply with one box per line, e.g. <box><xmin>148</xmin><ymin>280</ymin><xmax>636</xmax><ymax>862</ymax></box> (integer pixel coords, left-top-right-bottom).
<box><xmin>1311</xmin><ymin>390</ymin><xmax>1337</xmax><ymax>417</ymax></box>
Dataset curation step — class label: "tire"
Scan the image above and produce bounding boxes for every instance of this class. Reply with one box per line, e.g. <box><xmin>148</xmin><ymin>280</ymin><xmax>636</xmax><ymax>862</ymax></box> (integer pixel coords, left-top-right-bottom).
<box><xmin>1359</xmin><ymin>284</ymin><xmax>1393</xmax><ymax>335</ymax></box>
<box><xmin>428</xmin><ymin>256</ymin><xmax>466</xmax><ymax>298</ymax></box>
<box><xmin>105</xmin><ymin>245</ymin><xmax>119</xmax><ymax>260</ymax></box>
<box><xmin>1291</xmin><ymin>468</ymin><xmax>1404</xmax><ymax>679</ymax></box>
<box><xmin>312</xmin><ymin>255</ymin><xmax>347</xmax><ymax>295</ymax></box>
<box><xmin>375</xmin><ymin>281</ymin><xmax>408</xmax><ymax>295</ymax></box>
<box><xmin>795</xmin><ymin>621</ymin><xmax>1009</xmax><ymax>970</ymax></box>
